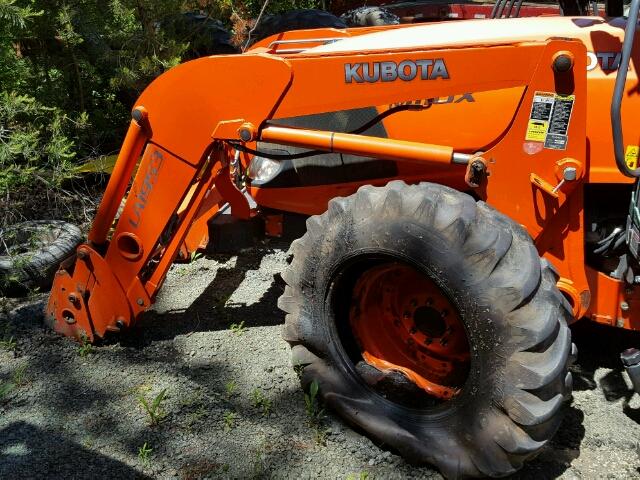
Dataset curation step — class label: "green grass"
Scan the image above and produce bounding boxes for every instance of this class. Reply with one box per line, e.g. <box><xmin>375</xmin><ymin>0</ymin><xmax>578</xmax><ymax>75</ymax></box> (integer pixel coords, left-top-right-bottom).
<box><xmin>138</xmin><ymin>389</ymin><xmax>167</xmax><ymax>426</ymax></box>
<box><xmin>138</xmin><ymin>442</ymin><xmax>152</xmax><ymax>466</ymax></box>
<box><xmin>0</xmin><ymin>336</ymin><xmax>16</xmax><ymax>352</ymax></box>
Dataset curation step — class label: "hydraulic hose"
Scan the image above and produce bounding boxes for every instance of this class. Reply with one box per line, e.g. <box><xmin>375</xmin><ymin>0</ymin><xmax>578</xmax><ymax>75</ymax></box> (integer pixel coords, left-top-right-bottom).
<box><xmin>611</xmin><ymin>0</ymin><xmax>640</xmax><ymax>177</ymax></box>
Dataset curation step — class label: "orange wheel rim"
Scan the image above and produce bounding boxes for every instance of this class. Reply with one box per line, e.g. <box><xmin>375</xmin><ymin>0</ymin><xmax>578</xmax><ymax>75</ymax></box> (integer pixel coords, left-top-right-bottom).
<box><xmin>349</xmin><ymin>262</ymin><xmax>470</xmax><ymax>400</ymax></box>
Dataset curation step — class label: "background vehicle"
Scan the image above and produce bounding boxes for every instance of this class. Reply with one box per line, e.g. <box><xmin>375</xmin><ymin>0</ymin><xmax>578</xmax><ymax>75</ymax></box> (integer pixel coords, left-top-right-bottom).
<box><xmin>43</xmin><ymin>0</ymin><xmax>640</xmax><ymax>477</ymax></box>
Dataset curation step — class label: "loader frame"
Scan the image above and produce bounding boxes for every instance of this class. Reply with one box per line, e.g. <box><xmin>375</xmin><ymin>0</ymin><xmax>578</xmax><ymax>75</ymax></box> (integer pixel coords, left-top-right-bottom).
<box><xmin>50</xmin><ymin>23</ymin><xmax>636</xmax><ymax>341</ymax></box>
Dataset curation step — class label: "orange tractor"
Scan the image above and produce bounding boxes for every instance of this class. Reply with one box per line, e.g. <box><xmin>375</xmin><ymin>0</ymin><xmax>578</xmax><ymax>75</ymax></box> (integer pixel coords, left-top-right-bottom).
<box><xmin>44</xmin><ymin>0</ymin><xmax>640</xmax><ymax>477</ymax></box>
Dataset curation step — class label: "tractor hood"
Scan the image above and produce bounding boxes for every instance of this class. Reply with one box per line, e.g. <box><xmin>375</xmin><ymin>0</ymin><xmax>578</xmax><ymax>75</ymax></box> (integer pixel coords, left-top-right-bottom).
<box><xmin>312</xmin><ymin>15</ymin><xmax>628</xmax><ymax>55</ymax></box>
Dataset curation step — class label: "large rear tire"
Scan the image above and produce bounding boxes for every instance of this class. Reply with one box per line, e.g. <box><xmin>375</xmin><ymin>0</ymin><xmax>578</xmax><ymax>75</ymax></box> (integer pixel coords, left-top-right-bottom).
<box><xmin>278</xmin><ymin>181</ymin><xmax>576</xmax><ymax>478</ymax></box>
<box><xmin>250</xmin><ymin>9</ymin><xmax>346</xmax><ymax>45</ymax></box>
<box><xmin>340</xmin><ymin>6</ymin><xmax>400</xmax><ymax>27</ymax></box>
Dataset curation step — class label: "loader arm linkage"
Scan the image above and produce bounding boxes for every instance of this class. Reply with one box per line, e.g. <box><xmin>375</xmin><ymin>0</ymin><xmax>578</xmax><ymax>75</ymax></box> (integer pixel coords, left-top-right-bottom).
<box><xmin>46</xmin><ymin>36</ymin><xmax>588</xmax><ymax>341</ymax></box>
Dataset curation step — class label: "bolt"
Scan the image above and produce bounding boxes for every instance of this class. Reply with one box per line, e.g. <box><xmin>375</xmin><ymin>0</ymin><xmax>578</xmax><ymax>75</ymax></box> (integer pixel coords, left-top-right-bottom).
<box><xmin>563</xmin><ymin>167</ymin><xmax>577</xmax><ymax>181</ymax></box>
<box><xmin>116</xmin><ymin>318</ymin><xmax>125</xmax><ymax>329</ymax></box>
<box><xmin>137</xmin><ymin>298</ymin><xmax>145</xmax><ymax>306</ymax></box>
<box><xmin>621</xmin><ymin>301</ymin><xmax>630</xmax><ymax>311</ymax></box>
<box><xmin>77</xmin><ymin>249</ymin><xmax>88</xmax><ymax>260</ymax></box>
<box><xmin>64</xmin><ymin>315</ymin><xmax>76</xmax><ymax>325</ymax></box>
<box><xmin>68</xmin><ymin>293</ymin><xmax>79</xmax><ymax>306</ymax></box>
<box><xmin>239</xmin><ymin>128</ymin><xmax>252</xmax><ymax>142</ymax></box>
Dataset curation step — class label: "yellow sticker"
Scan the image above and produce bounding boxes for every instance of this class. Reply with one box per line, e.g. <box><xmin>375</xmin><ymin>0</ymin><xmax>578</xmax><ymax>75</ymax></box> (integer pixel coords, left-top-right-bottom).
<box><xmin>525</xmin><ymin>120</ymin><xmax>549</xmax><ymax>142</ymax></box>
<box><xmin>626</xmin><ymin>145</ymin><xmax>639</xmax><ymax>170</ymax></box>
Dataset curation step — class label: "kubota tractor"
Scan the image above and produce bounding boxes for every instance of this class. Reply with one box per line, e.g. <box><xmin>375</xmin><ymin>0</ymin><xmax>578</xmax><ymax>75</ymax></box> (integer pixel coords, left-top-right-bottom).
<box><xmin>44</xmin><ymin>0</ymin><xmax>640</xmax><ymax>477</ymax></box>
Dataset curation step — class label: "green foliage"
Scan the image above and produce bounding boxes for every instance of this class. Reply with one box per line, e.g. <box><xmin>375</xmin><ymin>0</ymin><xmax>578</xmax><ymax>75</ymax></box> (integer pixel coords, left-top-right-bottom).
<box><xmin>0</xmin><ymin>363</ymin><xmax>29</xmax><ymax>403</ymax></box>
<box><xmin>223</xmin><ymin>410</ymin><xmax>236</xmax><ymax>431</ymax></box>
<box><xmin>304</xmin><ymin>379</ymin><xmax>323</xmax><ymax>421</ymax></box>
<box><xmin>138</xmin><ymin>388</ymin><xmax>168</xmax><ymax>425</ymax></box>
<box><xmin>251</xmin><ymin>387</ymin><xmax>272</xmax><ymax>416</ymax></box>
<box><xmin>77</xmin><ymin>334</ymin><xmax>93</xmax><ymax>357</ymax></box>
<box><xmin>0</xmin><ymin>335</ymin><xmax>16</xmax><ymax>352</ymax></box>
<box><xmin>346</xmin><ymin>472</ymin><xmax>369</xmax><ymax>480</ymax></box>
<box><xmin>304</xmin><ymin>379</ymin><xmax>327</xmax><ymax>444</ymax></box>
<box><xmin>138</xmin><ymin>442</ymin><xmax>152</xmax><ymax>465</ymax></box>
<box><xmin>0</xmin><ymin>0</ymin><xmax>325</xmax><ymax>213</ymax></box>
<box><xmin>229</xmin><ymin>320</ymin><xmax>246</xmax><ymax>335</ymax></box>
<box><xmin>225</xmin><ymin>380</ymin><xmax>237</xmax><ymax>397</ymax></box>
<box><xmin>12</xmin><ymin>364</ymin><xmax>27</xmax><ymax>386</ymax></box>
<box><xmin>0</xmin><ymin>380</ymin><xmax>14</xmax><ymax>401</ymax></box>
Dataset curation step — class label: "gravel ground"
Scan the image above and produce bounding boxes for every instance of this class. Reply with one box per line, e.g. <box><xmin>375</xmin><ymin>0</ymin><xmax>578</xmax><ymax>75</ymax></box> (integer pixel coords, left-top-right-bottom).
<box><xmin>1</xmin><ymin>239</ymin><xmax>640</xmax><ymax>479</ymax></box>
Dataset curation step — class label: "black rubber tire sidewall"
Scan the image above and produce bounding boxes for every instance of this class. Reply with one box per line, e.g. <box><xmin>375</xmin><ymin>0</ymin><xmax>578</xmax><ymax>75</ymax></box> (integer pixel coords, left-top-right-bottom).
<box><xmin>0</xmin><ymin>220</ymin><xmax>82</xmax><ymax>293</ymax></box>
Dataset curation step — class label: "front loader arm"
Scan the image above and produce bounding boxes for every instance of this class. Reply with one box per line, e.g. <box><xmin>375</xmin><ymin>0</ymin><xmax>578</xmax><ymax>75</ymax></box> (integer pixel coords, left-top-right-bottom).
<box><xmin>46</xmin><ymin>35</ymin><xmax>588</xmax><ymax>341</ymax></box>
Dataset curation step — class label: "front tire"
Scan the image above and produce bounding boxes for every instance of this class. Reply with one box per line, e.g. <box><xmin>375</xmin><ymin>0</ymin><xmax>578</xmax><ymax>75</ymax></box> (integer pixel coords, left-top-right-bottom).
<box><xmin>278</xmin><ymin>181</ymin><xmax>575</xmax><ymax>478</ymax></box>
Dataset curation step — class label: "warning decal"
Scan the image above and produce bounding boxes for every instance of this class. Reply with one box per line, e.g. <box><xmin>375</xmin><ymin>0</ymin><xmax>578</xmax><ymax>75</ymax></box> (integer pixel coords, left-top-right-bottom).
<box><xmin>525</xmin><ymin>92</ymin><xmax>575</xmax><ymax>150</ymax></box>
<box><xmin>526</xmin><ymin>121</ymin><xmax>549</xmax><ymax>142</ymax></box>
<box><xmin>626</xmin><ymin>145</ymin><xmax>639</xmax><ymax>170</ymax></box>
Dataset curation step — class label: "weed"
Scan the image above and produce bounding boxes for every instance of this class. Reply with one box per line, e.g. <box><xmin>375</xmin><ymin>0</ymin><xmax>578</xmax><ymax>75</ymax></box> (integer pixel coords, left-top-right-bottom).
<box><xmin>186</xmin><ymin>405</ymin><xmax>208</xmax><ymax>429</ymax></box>
<box><xmin>12</xmin><ymin>364</ymin><xmax>27</xmax><ymax>386</ymax></box>
<box><xmin>223</xmin><ymin>411</ymin><xmax>236</xmax><ymax>431</ymax></box>
<box><xmin>178</xmin><ymin>389</ymin><xmax>203</xmax><ymax>408</ymax></box>
<box><xmin>225</xmin><ymin>380</ymin><xmax>237</xmax><ymax>398</ymax></box>
<box><xmin>190</xmin><ymin>250</ymin><xmax>203</xmax><ymax>262</ymax></box>
<box><xmin>346</xmin><ymin>472</ymin><xmax>369</xmax><ymax>480</ymax></box>
<box><xmin>293</xmin><ymin>364</ymin><xmax>304</xmax><ymax>379</ymax></box>
<box><xmin>138</xmin><ymin>388</ymin><xmax>167</xmax><ymax>425</ymax></box>
<box><xmin>229</xmin><ymin>320</ymin><xmax>246</xmax><ymax>336</ymax></box>
<box><xmin>0</xmin><ymin>336</ymin><xmax>16</xmax><ymax>352</ymax></box>
<box><xmin>251</xmin><ymin>388</ymin><xmax>272</xmax><ymax>417</ymax></box>
<box><xmin>0</xmin><ymin>381</ymin><xmax>14</xmax><ymax>401</ymax></box>
<box><xmin>138</xmin><ymin>442</ymin><xmax>152</xmax><ymax>466</ymax></box>
<box><xmin>304</xmin><ymin>380</ymin><xmax>324</xmax><ymax>422</ymax></box>
<box><xmin>77</xmin><ymin>334</ymin><xmax>93</xmax><ymax>357</ymax></box>
<box><xmin>304</xmin><ymin>380</ymin><xmax>327</xmax><ymax>445</ymax></box>
<box><xmin>252</xmin><ymin>440</ymin><xmax>268</xmax><ymax>477</ymax></box>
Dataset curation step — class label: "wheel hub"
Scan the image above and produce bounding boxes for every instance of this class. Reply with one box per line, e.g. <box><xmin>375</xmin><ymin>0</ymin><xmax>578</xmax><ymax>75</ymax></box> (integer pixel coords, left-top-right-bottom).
<box><xmin>349</xmin><ymin>262</ymin><xmax>470</xmax><ymax>400</ymax></box>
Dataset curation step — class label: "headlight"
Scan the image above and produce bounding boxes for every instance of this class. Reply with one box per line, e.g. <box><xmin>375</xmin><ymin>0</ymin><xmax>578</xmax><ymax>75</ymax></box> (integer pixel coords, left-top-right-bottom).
<box><xmin>247</xmin><ymin>156</ymin><xmax>281</xmax><ymax>183</ymax></box>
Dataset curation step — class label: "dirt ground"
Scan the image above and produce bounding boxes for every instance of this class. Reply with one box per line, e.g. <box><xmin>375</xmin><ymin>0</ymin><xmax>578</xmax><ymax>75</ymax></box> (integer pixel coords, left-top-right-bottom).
<box><xmin>1</xmin><ymin>239</ymin><xmax>640</xmax><ymax>479</ymax></box>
